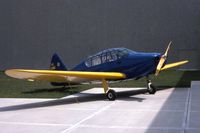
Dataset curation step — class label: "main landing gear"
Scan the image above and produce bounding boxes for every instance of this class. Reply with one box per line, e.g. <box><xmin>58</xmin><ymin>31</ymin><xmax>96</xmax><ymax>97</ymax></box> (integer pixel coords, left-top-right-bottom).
<box><xmin>101</xmin><ymin>77</ymin><xmax>157</xmax><ymax>101</ymax></box>
<box><xmin>146</xmin><ymin>77</ymin><xmax>157</xmax><ymax>94</ymax></box>
<box><xmin>106</xmin><ymin>89</ymin><xmax>117</xmax><ymax>101</ymax></box>
<box><xmin>102</xmin><ymin>79</ymin><xmax>116</xmax><ymax>101</ymax></box>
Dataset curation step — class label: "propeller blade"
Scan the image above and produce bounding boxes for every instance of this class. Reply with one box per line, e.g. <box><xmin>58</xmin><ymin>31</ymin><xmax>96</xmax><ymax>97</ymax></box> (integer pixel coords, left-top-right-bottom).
<box><xmin>164</xmin><ymin>41</ymin><xmax>172</xmax><ymax>56</ymax></box>
<box><xmin>155</xmin><ymin>41</ymin><xmax>172</xmax><ymax>76</ymax></box>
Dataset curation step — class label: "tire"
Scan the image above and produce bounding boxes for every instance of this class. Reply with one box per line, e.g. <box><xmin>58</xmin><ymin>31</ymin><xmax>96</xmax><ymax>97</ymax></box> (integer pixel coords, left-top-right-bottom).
<box><xmin>106</xmin><ymin>89</ymin><xmax>116</xmax><ymax>101</ymax></box>
<box><xmin>147</xmin><ymin>83</ymin><xmax>157</xmax><ymax>94</ymax></box>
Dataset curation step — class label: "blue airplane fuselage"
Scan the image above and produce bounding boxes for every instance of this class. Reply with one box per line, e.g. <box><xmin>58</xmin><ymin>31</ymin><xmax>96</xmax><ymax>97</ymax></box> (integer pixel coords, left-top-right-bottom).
<box><xmin>71</xmin><ymin>48</ymin><xmax>161</xmax><ymax>80</ymax></box>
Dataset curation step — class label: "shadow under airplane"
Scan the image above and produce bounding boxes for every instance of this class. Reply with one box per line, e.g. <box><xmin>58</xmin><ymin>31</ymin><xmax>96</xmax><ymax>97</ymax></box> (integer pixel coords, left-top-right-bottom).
<box><xmin>0</xmin><ymin>87</ymin><xmax>172</xmax><ymax>112</ymax></box>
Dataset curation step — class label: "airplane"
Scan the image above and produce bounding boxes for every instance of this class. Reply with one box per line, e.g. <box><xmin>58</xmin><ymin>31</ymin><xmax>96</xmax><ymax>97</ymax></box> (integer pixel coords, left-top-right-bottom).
<box><xmin>5</xmin><ymin>41</ymin><xmax>188</xmax><ymax>100</ymax></box>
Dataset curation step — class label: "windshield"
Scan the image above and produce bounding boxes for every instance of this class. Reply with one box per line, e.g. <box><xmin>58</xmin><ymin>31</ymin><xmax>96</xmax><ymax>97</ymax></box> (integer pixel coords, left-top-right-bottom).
<box><xmin>85</xmin><ymin>47</ymin><xmax>133</xmax><ymax>67</ymax></box>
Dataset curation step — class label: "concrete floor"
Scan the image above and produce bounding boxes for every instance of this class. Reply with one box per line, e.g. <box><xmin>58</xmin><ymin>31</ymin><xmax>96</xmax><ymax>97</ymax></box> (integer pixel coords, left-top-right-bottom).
<box><xmin>0</xmin><ymin>81</ymin><xmax>199</xmax><ymax>133</ymax></box>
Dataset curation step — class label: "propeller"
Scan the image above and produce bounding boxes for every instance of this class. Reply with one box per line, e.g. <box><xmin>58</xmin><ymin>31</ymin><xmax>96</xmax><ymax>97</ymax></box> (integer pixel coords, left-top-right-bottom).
<box><xmin>155</xmin><ymin>41</ymin><xmax>172</xmax><ymax>76</ymax></box>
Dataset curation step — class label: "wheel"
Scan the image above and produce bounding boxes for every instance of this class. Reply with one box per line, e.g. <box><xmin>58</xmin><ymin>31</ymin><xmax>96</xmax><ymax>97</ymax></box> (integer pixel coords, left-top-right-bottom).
<box><xmin>147</xmin><ymin>82</ymin><xmax>157</xmax><ymax>94</ymax></box>
<box><xmin>106</xmin><ymin>89</ymin><xmax>116</xmax><ymax>101</ymax></box>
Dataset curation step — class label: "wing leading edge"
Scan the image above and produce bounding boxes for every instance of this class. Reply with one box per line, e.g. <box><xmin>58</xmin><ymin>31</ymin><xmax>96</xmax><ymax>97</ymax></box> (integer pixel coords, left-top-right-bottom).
<box><xmin>5</xmin><ymin>69</ymin><xmax>126</xmax><ymax>83</ymax></box>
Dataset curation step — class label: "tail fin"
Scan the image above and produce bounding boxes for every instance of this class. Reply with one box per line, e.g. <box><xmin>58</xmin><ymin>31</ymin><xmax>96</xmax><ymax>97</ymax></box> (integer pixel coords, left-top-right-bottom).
<box><xmin>50</xmin><ymin>53</ymin><xmax>67</xmax><ymax>70</ymax></box>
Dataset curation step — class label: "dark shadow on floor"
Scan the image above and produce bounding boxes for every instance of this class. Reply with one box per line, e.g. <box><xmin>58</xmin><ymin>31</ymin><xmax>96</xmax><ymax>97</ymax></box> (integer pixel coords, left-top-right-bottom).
<box><xmin>0</xmin><ymin>89</ymin><xmax>147</xmax><ymax>112</ymax></box>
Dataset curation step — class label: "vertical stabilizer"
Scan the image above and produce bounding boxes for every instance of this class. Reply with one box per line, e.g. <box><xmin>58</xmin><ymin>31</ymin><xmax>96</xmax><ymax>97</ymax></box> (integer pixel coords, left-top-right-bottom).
<box><xmin>50</xmin><ymin>53</ymin><xmax>67</xmax><ymax>70</ymax></box>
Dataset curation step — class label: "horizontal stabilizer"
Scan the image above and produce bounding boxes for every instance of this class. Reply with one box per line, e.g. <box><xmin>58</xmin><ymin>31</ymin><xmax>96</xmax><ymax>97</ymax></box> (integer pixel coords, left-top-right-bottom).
<box><xmin>161</xmin><ymin>60</ymin><xmax>189</xmax><ymax>71</ymax></box>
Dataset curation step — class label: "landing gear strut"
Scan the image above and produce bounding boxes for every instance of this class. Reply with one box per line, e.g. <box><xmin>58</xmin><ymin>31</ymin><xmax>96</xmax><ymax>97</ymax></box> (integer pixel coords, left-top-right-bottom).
<box><xmin>146</xmin><ymin>77</ymin><xmax>157</xmax><ymax>94</ymax></box>
<box><xmin>102</xmin><ymin>79</ymin><xmax>117</xmax><ymax>101</ymax></box>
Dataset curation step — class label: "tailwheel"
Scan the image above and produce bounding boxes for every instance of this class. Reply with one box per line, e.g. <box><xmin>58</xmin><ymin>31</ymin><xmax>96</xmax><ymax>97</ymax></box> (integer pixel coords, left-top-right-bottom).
<box><xmin>106</xmin><ymin>89</ymin><xmax>117</xmax><ymax>101</ymax></box>
<box><xmin>147</xmin><ymin>82</ymin><xmax>157</xmax><ymax>94</ymax></box>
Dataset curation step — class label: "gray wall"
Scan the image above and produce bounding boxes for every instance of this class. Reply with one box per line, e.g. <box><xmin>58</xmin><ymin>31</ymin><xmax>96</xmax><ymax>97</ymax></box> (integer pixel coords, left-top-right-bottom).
<box><xmin>0</xmin><ymin>0</ymin><xmax>200</xmax><ymax>70</ymax></box>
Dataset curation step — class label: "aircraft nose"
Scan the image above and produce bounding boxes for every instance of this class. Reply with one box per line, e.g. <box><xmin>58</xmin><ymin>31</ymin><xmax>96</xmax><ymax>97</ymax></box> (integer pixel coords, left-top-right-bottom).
<box><xmin>153</xmin><ymin>53</ymin><xmax>161</xmax><ymax>60</ymax></box>
<box><xmin>151</xmin><ymin>53</ymin><xmax>162</xmax><ymax>64</ymax></box>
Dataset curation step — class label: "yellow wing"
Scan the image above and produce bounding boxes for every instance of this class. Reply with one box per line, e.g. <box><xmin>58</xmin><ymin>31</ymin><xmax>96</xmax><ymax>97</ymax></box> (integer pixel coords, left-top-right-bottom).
<box><xmin>161</xmin><ymin>60</ymin><xmax>189</xmax><ymax>71</ymax></box>
<box><xmin>5</xmin><ymin>69</ymin><xmax>126</xmax><ymax>83</ymax></box>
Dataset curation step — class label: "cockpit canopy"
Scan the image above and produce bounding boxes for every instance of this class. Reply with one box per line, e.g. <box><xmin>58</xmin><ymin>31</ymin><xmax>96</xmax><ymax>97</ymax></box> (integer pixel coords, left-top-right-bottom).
<box><xmin>85</xmin><ymin>48</ymin><xmax>134</xmax><ymax>67</ymax></box>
